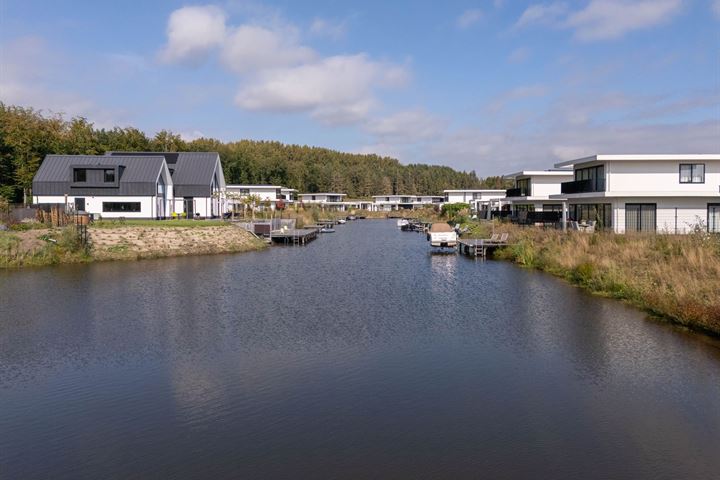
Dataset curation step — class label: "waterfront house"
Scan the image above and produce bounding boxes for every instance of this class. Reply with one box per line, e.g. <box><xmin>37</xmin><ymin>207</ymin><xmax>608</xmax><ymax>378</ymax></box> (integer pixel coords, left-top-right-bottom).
<box><xmin>551</xmin><ymin>154</ymin><xmax>720</xmax><ymax>233</ymax></box>
<box><xmin>503</xmin><ymin>168</ymin><xmax>573</xmax><ymax>217</ymax></box>
<box><xmin>280</xmin><ymin>188</ymin><xmax>298</xmax><ymax>204</ymax></box>
<box><xmin>32</xmin><ymin>155</ymin><xmax>174</xmax><ymax>219</ymax></box>
<box><xmin>371</xmin><ymin>195</ymin><xmax>444</xmax><ymax>211</ymax></box>
<box><xmin>225</xmin><ymin>184</ymin><xmax>284</xmax><ymax>211</ymax></box>
<box><xmin>443</xmin><ymin>189</ymin><xmax>507</xmax><ymax>216</ymax></box>
<box><xmin>298</xmin><ymin>193</ymin><xmax>347</xmax><ymax>210</ymax></box>
<box><xmin>108</xmin><ymin>152</ymin><xmax>225</xmax><ymax>218</ymax></box>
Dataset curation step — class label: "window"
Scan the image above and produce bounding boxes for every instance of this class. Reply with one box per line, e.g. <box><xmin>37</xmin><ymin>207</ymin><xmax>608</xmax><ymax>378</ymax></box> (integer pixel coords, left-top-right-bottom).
<box><xmin>516</xmin><ymin>178</ymin><xmax>530</xmax><ymax>196</ymax></box>
<box><xmin>102</xmin><ymin>202</ymin><xmax>141</xmax><ymax>213</ymax></box>
<box><xmin>679</xmin><ymin>164</ymin><xmax>704</xmax><ymax>183</ymax></box>
<box><xmin>513</xmin><ymin>204</ymin><xmax>535</xmax><ymax>213</ymax></box>
<box><xmin>625</xmin><ymin>204</ymin><xmax>656</xmax><ymax>233</ymax></box>
<box><xmin>570</xmin><ymin>204</ymin><xmax>612</xmax><ymax>229</ymax></box>
<box><xmin>104</xmin><ymin>169</ymin><xmax>115</xmax><ymax>183</ymax></box>
<box><xmin>169</xmin><ymin>168</ymin><xmax>175</xmax><ymax>176</ymax></box>
<box><xmin>542</xmin><ymin>204</ymin><xmax>563</xmax><ymax>212</ymax></box>
<box><xmin>73</xmin><ymin>168</ymin><xmax>87</xmax><ymax>182</ymax></box>
<box><xmin>238</xmin><ymin>188</ymin><xmax>250</xmax><ymax>195</ymax></box>
<box><xmin>74</xmin><ymin>198</ymin><xmax>85</xmax><ymax>212</ymax></box>
<box><xmin>709</xmin><ymin>204</ymin><xmax>720</xmax><ymax>233</ymax></box>
<box><xmin>574</xmin><ymin>165</ymin><xmax>605</xmax><ymax>192</ymax></box>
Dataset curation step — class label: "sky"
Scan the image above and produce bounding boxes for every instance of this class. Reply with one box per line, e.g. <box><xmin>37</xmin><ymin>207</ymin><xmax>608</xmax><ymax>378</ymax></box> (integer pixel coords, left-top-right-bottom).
<box><xmin>1</xmin><ymin>0</ymin><xmax>719</xmax><ymax>175</ymax></box>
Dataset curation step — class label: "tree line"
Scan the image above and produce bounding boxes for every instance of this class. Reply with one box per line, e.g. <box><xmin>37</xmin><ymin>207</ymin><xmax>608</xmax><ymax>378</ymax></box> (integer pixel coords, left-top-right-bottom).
<box><xmin>0</xmin><ymin>104</ymin><xmax>509</xmax><ymax>204</ymax></box>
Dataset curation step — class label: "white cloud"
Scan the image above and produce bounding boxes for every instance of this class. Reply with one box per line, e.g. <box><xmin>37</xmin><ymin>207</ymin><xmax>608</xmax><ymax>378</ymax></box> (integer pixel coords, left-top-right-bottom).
<box><xmin>515</xmin><ymin>1</ymin><xmax>683</xmax><ymax>41</ymax></box>
<box><xmin>714</xmin><ymin>0</ymin><xmax>720</xmax><ymax>17</ymax></box>
<box><xmin>565</xmin><ymin>0</ymin><xmax>683</xmax><ymax>41</ymax></box>
<box><xmin>309</xmin><ymin>18</ymin><xmax>347</xmax><ymax>39</ymax></box>
<box><xmin>515</xmin><ymin>2</ymin><xmax>568</xmax><ymax>29</ymax></box>
<box><xmin>220</xmin><ymin>24</ymin><xmax>315</xmax><ymax>74</ymax></box>
<box><xmin>234</xmin><ymin>54</ymin><xmax>409</xmax><ymax>124</ymax></box>
<box><xmin>456</xmin><ymin>9</ymin><xmax>483</xmax><ymax>29</ymax></box>
<box><xmin>159</xmin><ymin>5</ymin><xmax>227</xmax><ymax>65</ymax></box>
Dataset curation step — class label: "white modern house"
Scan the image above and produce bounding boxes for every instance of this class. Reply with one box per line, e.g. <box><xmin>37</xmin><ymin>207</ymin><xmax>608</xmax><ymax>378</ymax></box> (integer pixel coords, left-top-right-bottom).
<box><xmin>225</xmin><ymin>184</ymin><xmax>283</xmax><ymax>211</ymax></box>
<box><xmin>32</xmin><ymin>155</ymin><xmax>175</xmax><ymax>219</ymax></box>
<box><xmin>502</xmin><ymin>168</ymin><xmax>573</xmax><ymax>214</ymax></box>
<box><xmin>33</xmin><ymin>152</ymin><xmax>227</xmax><ymax>219</ymax></box>
<box><xmin>371</xmin><ymin>195</ymin><xmax>444</xmax><ymax>211</ymax></box>
<box><xmin>551</xmin><ymin>154</ymin><xmax>720</xmax><ymax>233</ymax></box>
<box><xmin>280</xmin><ymin>188</ymin><xmax>298</xmax><ymax>204</ymax></box>
<box><xmin>298</xmin><ymin>193</ymin><xmax>347</xmax><ymax>210</ymax></box>
<box><xmin>108</xmin><ymin>151</ymin><xmax>226</xmax><ymax>218</ymax></box>
<box><xmin>443</xmin><ymin>189</ymin><xmax>507</xmax><ymax>215</ymax></box>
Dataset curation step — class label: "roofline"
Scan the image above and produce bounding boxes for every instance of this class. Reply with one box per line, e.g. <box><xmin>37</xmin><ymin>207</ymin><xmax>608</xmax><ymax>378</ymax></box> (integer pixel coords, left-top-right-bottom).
<box><xmin>554</xmin><ymin>154</ymin><xmax>720</xmax><ymax>168</ymax></box>
<box><xmin>227</xmin><ymin>184</ymin><xmax>285</xmax><ymax>189</ymax></box>
<box><xmin>443</xmin><ymin>189</ymin><xmax>507</xmax><ymax>193</ymax></box>
<box><xmin>298</xmin><ymin>193</ymin><xmax>347</xmax><ymax>196</ymax></box>
<box><xmin>504</xmin><ymin>169</ymin><xmax>574</xmax><ymax>178</ymax></box>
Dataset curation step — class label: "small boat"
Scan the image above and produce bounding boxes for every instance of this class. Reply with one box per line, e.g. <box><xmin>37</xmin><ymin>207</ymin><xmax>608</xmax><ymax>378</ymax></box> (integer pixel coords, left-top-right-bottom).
<box><xmin>320</xmin><ymin>227</ymin><xmax>336</xmax><ymax>233</ymax></box>
<box><xmin>346</xmin><ymin>215</ymin><xmax>357</xmax><ymax>221</ymax></box>
<box><xmin>397</xmin><ymin>218</ymin><xmax>409</xmax><ymax>228</ymax></box>
<box><xmin>337</xmin><ymin>219</ymin><xmax>347</xmax><ymax>224</ymax></box>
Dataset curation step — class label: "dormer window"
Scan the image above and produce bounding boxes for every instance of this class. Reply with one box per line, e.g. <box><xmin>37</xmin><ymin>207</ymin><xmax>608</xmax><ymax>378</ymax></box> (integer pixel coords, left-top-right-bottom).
<box><xmin>104</xmin><ymin>169</ymin><xmax>115</xmax><ymax>183</ymax></box>
<box><xmin>73</xmin><ymin>168</ymin><xmax>87</xmax><ymax>182</ymax></box>
<box><xmin>680</xmin><ymin>164</ymin><xmax>704</xmax><ymax>184</ymax></box>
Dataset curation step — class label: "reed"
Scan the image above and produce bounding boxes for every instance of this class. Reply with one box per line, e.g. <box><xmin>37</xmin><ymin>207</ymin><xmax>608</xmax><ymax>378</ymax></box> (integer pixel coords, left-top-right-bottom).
<box><xmin>493</xmin><ymin>225</ymin><xmax>720</xmax><ymax>336</ymax></box>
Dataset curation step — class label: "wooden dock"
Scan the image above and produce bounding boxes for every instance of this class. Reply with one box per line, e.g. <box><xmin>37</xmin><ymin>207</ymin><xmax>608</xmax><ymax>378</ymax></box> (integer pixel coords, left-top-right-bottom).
<box><xmin>270</xmin><ymin>228</ymin><xmax>318</xmax><ymax>245</ymax></box>
<box><xmin>457</xmin><ymin>239</ymin><xmax>508</xmax><ymax>258</ymax></box>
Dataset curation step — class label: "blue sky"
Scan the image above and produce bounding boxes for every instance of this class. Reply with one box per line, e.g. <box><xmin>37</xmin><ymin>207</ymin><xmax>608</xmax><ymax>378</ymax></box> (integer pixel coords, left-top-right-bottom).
<box><xmin>1</xmin><ymin>0</ymin><xmax>718</xmax><ymax>175</ymax></box>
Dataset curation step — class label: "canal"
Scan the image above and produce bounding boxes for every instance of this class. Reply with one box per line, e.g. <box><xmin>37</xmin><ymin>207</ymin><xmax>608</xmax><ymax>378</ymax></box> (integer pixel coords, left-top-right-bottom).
<box><xmin>1</xmin><ymin>220</ymin><xmax>719</xmax><ymax>479</ymax></box>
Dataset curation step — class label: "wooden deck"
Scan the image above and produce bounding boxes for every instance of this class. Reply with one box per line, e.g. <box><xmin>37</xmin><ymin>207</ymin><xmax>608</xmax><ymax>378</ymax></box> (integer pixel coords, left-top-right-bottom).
<box><xmin>457</xmin><ymin>238</ymin><xmax>509</xmax><ymax>258</ymax></box>
<box><xmin>270</xmin><ymin>228</ymin><xmax>318</xmax><ymax>245</ymax></box>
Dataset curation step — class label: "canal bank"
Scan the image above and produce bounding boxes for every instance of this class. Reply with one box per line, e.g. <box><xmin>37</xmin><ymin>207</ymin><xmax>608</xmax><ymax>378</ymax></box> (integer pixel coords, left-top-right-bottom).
<box><xmin>0</xmin><ymin>222</ymin><xmax>266</xmax><ymax>268</ymax></box>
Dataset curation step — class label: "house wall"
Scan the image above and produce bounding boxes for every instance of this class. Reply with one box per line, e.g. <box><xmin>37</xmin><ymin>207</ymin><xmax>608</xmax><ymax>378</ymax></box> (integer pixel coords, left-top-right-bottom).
<box><xmin>606</xmin><ymin>160</ymin><xmax>720</xmax><ymax>194</ymax></box>
<box><xmin>34</xmin><ymin>195</ymin><xmax>158</xmax><ymax>219</ymax></box>
<box><xmin>531</xmin><ymin>175</ymin><xmax>571</xmax><ymax>197</ymax></box>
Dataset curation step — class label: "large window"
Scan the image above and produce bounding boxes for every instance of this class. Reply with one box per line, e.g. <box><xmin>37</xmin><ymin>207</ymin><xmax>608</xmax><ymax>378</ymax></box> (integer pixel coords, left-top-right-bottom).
<box><xmin>542</xmin><ymin>204</ymin><xmax>563</xmax><ymax>212</ymax></box>
<box><xmin>709</xmin><ymin>204</ymin><xmax>720</xmax><ymax>233</ymax></box>
<box><xmin>679</xmin><ymin>164</ymin><xmax>704</xmax><ymax>183</ymax></box>
<box><xmin>102</xmin><ymin>202</ymin><xmax>141</xmax><ymax>213</ymax></box>
<box><xmin>574</xmin><ymin>165</ymin><xmax>605</xmax><ymax>192</ymax></box>
<box><xmin>104</xmin><ymin>169</ymin><xmax>115</xmax><ymax>183</ymax></box>
<box><xmin>73</xmin><ymin>168</ymin><xmax>87</xmax><ymax>183</ymax></box>
<box><xmin>570</xmin><ymin>203</ymin><xmax>612</xmax><ymax>229</ymax></box>
<box><xmin>513</xmin><ymin>204</ymin><xmax>535</xmax><ymax>213</ymax></box>
<box><xmin>516</xmin><ymin>178</ymin><xmax>530</xmax><ymax>196</ymax></box>
<box><xmin>625</xmin><ymin>204</ymin><xmax>656</xmax><ymax>233</ymax></box>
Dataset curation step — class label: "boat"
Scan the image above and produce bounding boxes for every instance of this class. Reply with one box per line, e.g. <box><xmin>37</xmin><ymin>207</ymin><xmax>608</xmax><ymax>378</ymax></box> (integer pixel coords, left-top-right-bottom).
<box><xmin>337</xmin><ymin>219</ymin><xmax>347</xmax><ymax>224</ymax></box>
<box><xmin>428</xmin><ymin>223</ymin><xmax>457</xmax><ymax>248</ymax></box>
<box><xmin>397</xmin><ymin>218</ymin><xmax>409</xmax><ymax>228</ymax></box>
<box><xmin>320</xmin><ymin>227</ymin><xmax>336</xmax><ymax>233</ymax></box>
<box><xmin>346</xmin><ymin>215</ymin><xmax>357</xmax><ymax>221</ymax></box>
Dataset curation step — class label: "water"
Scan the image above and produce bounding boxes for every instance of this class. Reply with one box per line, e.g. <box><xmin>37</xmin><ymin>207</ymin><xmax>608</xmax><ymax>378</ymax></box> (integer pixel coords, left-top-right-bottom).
<box><xmin>1</xmin><ymin>220</ymin><xmax>719</xmax><ymax>479</ymax></box>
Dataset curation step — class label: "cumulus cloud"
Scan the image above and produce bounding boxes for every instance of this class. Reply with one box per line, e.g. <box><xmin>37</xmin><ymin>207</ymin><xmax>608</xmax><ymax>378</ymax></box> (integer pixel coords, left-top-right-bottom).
<box><xmin>364</xmin><ymin>110</ymin><xmax>446</xmax><ymax>142</ymax></box>
<box><xmin>220</xmin><ymin>24</ymin><xmax>315</xmax><ymax>73</ymax></box>
<box><xmin>159</xmin><ymin>5</ymin><xmax>227</xmax><ymax>65</ymax></box>
<box><xmin>566</xmin><ymin>0</ymin><xmax>683</xmax><ymax>40</ymax></box>
<box><xmin>456</xmin><ymin>9</ymin><xmax>483</xmax><ymax>29</ymax></box>
<box><xmin>234</xmin><ymin>54</ymin><xmax>408</xmax><ymax>124</ymax></box>
<box><xmin>515</xmin><ymin>1</ymin><xmax>683</xmax><ymax>40</ymax></box>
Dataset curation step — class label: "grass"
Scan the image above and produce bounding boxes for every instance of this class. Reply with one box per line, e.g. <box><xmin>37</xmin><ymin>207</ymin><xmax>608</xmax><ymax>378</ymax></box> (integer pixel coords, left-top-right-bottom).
<box><xmin>91</xmin><ymin>219</ymin><xmax>229</xmax><ymax>228</ymax></box>
<box><xmin>0</xmin><ymin>227</ymin><xmax>91</xmax><ymax>267</ymax></box>
<box><xmin>490</xmin><ymin>223</ymin><xmax>720</xmax><ymax>336</ymax></box>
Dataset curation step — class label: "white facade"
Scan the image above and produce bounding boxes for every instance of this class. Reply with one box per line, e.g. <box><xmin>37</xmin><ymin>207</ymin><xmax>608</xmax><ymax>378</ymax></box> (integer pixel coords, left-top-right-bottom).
<box><xmin>503</xmin><ymin>169</ymin><xmax>573</xmax><ymax>212</ymax></box>
<box><xmin>552</xmin><ymin>154</ymin><xmax>720</xmax><ymax>233</ymax></box>
<box><xmin>371</xmin><ymin>195</ymin><xmax>444</xmax><ymax>211</ymax></box>
<box><xmin>443</xmin><ymin>189</ymin><xmax>506</xmax><ymax>204</ymax></box>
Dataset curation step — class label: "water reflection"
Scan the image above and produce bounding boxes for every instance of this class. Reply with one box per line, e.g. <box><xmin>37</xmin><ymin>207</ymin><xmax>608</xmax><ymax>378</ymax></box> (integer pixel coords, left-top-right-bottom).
<box><xmin>1</xmin><ymin>220</ymin><xmax>719</xmax><ymax>479</ymax></box>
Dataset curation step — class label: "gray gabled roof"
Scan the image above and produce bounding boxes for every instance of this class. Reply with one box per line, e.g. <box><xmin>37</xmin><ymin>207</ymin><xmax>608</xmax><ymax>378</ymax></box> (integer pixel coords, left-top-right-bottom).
<box><xmin>33</xmin><ymin>155</ymin><xmax>165</xmax><ymax>196</ymax></box>
<box><xmin>108</xmin><ymin>151</ymin><xmax>221</xmax><ymax>197</ymax></box>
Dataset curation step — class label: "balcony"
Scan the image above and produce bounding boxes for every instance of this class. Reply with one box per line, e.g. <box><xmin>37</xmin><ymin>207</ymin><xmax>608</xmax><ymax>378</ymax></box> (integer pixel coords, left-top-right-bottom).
<box><xmin>561</xmin><ymin>179</ymin><xmax>604</xmax><ymax>194</ymax></box>
<box><xmin>506</xmin><ymin>187</ymin><xmax>529</xmax><ymax>197</ymax></box>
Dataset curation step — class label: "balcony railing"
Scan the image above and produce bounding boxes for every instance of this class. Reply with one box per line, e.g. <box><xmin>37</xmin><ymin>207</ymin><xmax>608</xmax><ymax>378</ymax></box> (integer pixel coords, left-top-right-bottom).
<box><xmin>506</xmin><ymin>187</ymin><xmax>529</xmax><ymax>197</ymax></box>
<box><xmin>561</xmin><ymin>179</ymin><xmax>604</xmax><ymax>194</ymax></box>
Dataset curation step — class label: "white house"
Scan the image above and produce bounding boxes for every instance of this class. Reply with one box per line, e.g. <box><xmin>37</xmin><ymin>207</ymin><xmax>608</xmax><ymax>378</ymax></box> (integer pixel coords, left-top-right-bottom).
<box><xmin>502</xmin><ymin>168</ymin><xmax>573</xmax><ymax>214</ymax></box>
<box><xmin>108</xmin><ymin>151</ymin><xmax>226</xmax><ymax>218</ymax></box>
<box><xmin>280</xmin><ymin>188</ymin><xmax>298</xmax><ymax>204</ymax></box>
<box><xmin>371</xmin><ymin>195</ymin><xmax>444</xmax><ymax>211</ymax></box>
<box><xmin>298</xmin><ymin>193</ymin><xmax>347</xmax><ymax>210</ymax></box>
<box><xmin>443</xmin><ymin>189</ymin><xmax>507</xmax><ymax>215</ymax></box>
<box><xmin>225</xmin><ymin>184</ymin><xmax>283</xmax><ymax>211</ymax></box>
<box><xmin>32</xmin><ymin>155</ymin><xmax>174</xmax><ymax>219</ymax></box>
<box><xmin>551</xmin><ymin>154</ymin><xmax>720</xmax><ymax>233</ymax></box>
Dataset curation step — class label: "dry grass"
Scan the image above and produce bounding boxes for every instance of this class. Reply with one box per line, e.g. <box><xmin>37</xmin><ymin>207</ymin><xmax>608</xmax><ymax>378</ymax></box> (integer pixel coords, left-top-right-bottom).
<box><xmin>493</xmin><ymin>225</ymin><xmax>720</xmax><ymax>336</ymax></box>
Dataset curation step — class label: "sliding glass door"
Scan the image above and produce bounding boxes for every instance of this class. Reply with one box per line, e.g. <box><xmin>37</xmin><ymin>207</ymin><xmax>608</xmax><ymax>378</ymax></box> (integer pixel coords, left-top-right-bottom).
<box><xmin>625</xmin><ymin>204</ymin><xmax>656</xmax><ymax>233</ymax></box>
<box><xmin>709</xmin><ymin>204</ymin><xmax>720</xmax><ymax>233</ymax></box>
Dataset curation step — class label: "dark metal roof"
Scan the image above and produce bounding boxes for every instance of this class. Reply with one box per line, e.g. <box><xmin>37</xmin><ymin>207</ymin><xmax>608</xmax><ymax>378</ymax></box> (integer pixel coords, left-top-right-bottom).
<box><xmin>33</xmin><ymin>155</ymin><xmax>165</xmax><ymax>196</ymax></box>
<box><xmin>108</xmin><ymin>152</ymin><xmax>220</xmax><ymax>197</ymax></box>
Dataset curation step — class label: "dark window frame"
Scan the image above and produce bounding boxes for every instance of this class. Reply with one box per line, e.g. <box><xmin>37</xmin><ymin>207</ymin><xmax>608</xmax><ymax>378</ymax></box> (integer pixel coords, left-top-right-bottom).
<box><xmin>625</xmin><ymin>203</ymin><xmax>657</xmax><ymax>233</ymax></box>
<box><xmin>570</xmin><ymin>203</ymin><xmax>612</xmax><ymax>229</ymax></box>
<box><xmin>679</xmin><ymin>163</ymin><xmax>705</xmax><ymax>184</ymax></box>
<box><xmin>104</xmin><ymin>169</ymin><xmax>115</xmax><ymax>183</ymax></box>
<box><xmin>573</xmin><ymin>165</ymin><xmax>605</xmax><ymax>192</ymax></box>
<box><xmin>102</xmin><ymin>202</ymin><xmax>142</xmax><ymax>213</ymax></box>
<box><xmin>73</xmin><ymin>168</ymin><xmax>87</xmax><ymax>183</ymax></box>
<box><xmin>708</xmin><ymin>203</ymin><xmax>720</xmax><ymax>234</ymax></box>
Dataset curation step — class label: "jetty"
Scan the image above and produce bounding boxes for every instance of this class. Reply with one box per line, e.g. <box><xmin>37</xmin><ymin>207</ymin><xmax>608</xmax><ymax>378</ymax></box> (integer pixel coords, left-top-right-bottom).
<box><xmin>456</xmin><ymin>237</ymin><xmax>509</xmax><ymax>258</ymax></box>
<box><xmin>270</xmin><ymin>228</ymin><xmax>318</xmax><ymax>245</ymax></box>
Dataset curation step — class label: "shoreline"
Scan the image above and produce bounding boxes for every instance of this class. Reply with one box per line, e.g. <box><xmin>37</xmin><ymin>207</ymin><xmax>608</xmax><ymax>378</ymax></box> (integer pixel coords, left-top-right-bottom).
<box><xmin>0</xmin><ymin>224</ymin><xmax>267</xmax><ymax>269</ymax></box>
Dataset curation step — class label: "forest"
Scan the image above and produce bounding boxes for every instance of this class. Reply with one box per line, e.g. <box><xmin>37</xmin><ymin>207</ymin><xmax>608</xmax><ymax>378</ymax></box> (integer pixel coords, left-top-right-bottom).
<box><xmin>0</xmin><ymin>104</ymin><xmax>508</xmax><ymax>204</ymax></box>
